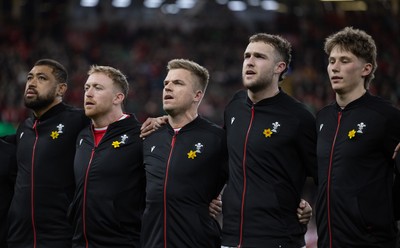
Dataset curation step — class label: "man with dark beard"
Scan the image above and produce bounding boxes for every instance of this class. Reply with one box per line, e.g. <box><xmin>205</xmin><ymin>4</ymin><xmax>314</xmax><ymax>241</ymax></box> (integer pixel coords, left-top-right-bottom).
<box><xmin>7</xmin><ymin>59</ymin><xmax>89</xmax><ymax>248</ymax></box>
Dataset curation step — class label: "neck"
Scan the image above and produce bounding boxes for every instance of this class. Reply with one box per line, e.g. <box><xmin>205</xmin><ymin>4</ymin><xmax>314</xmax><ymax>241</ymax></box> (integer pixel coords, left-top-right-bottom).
<box><xmin>168</xmin><ymin>110</ymin><xmax>198</xmax><ymax>129</ymax></box>
<box><xmin>92</xmin><ymin>109</ymin><xmax>124</xmax><ymax>128</ymax></box>
<box><xmin>248</xmin><ymin>85</ymin><xmax>279</xmax><ymax>104</ymax></box>
<box><xmin>336</xmin><ymin>88</ymin><xmax>366</xmax><ymax>108</ymax></box>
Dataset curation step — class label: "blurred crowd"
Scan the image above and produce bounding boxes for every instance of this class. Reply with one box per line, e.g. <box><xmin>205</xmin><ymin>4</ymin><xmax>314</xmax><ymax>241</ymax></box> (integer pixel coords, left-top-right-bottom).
<box><xmin>1</xmin><ymin>2</ymin><xmax>399</xmax><ymax>128</ymax></box>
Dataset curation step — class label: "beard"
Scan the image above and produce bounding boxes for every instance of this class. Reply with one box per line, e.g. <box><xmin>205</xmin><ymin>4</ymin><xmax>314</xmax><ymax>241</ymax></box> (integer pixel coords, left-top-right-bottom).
<box><xmin>24</xmin><ymin>88</ymin><xmax>57</xmax><ymax>111</ymax></box>
<box><xmin>243</xmin><ymin>74</ymin><xmax>273</xmax><ymax>93</ymax></box>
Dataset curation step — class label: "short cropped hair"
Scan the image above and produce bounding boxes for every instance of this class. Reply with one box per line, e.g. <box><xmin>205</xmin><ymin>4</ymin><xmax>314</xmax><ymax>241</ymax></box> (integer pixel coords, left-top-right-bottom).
<box><xmin>167</xmin><ymin>59</ymin><xmax>210</xmax><ymax>93</ymax></box>
<box><xmin>34</xmin><ymin>59</ymin><xmax>68</xmax><ymax>84</ymax></box>
<box><xmin>88</xmin><ymin>65</ymin><xmax>129</xmax><ymax>98</ymax></box>
<box><xmin>249</xmin><ymin>33</ymin><xmax>292</xmax><ymax>82</ymax></box>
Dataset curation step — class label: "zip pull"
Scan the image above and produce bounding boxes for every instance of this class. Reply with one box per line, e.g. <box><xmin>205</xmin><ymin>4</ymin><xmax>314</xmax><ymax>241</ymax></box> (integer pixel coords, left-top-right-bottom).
<box><xmin>32</xmin><ymin>119</ymin><xmax>39</xmax><ymax>129</ymax></box>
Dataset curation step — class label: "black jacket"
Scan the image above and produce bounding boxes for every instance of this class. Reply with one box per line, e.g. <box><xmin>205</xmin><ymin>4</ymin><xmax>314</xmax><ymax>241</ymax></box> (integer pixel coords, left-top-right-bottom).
<box><xmin>316</xmin><ymin>92</ymin><xmax>400</xmax><ymax>247</ymax></box>
<box><xmin>141</xmin><ymin>116</ymin><xmax>228</xmax><ymax>248</ymax></box>
<box><xmin>69</xmin><ymin>115</ymin><xmax>145</xmax><ymax>248</ymax></box>
<box><xmin>0</xmin><ymin>135</ymin><xmax>17</xmax><ymax>248</ymax></box>
<box><xmin>8</xmin><ymin>102</ymin><xmax>89</xmax><ymax>248</ymax></box>
<box><xmin>222</xmin><ymin>90</ymin><xmax>317</xmax><ymax>248</ymax></box>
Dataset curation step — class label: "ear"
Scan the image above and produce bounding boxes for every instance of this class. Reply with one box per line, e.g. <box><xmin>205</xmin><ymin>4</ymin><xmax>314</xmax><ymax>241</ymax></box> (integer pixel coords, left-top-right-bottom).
<box><xmin>113</xmin><ymin>92</ymin><xmax>125</xmax><ymax>105</ymax></box>
<box><xmin>57</xmin><ymin>83</ymin><xmax>68</xmax><ymax>97</ymax></box>
<box><xmin>362</xmin><ymin>63</ymin><xmax>373</xmax><ymax>77</ymax></box>
<box><xmin>193</xmin><ymin>90</ymin><xmax>203</xmax><ymax>103</ymax></box>
<box><xmin>275</xmin><ymin>61</ymin><xmax>287</xmax><ymax>74</ymax></box>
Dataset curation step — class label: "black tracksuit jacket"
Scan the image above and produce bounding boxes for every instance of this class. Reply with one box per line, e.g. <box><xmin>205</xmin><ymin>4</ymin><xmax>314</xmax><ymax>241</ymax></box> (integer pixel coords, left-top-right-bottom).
<box><xmin>316</xmin><ymin>92</ymin><xmax>400</xmax><ymax>248</ymax></box>
<box><xmin>69</xmin><ymin>115</ymin><xmax>145</xmax><ymax>248</ymax></box>
<box><xmin>222</xmin><ymin>90</ymin><xmax>318</xmax><ymax>248</ymax></box>
<box><xmin>141</xmin><ymin>116</ymin><xmax>228</xmax><ymax>248</ymax></box>
<box><xmin>0</xmin><ymin>136</ymin><xmax>17</xmax><ymax>248</ymax></box>
<box><xmin>8</xmin><ymin>103</ymin><xmax>89</xmax><ymax>248</ymax></box>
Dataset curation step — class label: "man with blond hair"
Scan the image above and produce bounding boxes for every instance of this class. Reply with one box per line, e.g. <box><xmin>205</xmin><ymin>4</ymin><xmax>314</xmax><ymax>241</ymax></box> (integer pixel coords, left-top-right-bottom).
<box><xmin>68</xmin><ymin>65</ymin><xmax>145</xmax><ymax>248</ymax></box>
<box><xmin>140</xmin><ymin>59</ymin><xmax>228</xmax><ymax>247</ymax></box>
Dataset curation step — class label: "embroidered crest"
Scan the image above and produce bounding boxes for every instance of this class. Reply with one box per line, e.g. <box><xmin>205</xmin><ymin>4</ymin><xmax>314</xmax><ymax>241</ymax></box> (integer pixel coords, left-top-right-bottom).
<box><xmin>50</xmin><ymin>123</ymin><xmax>65</xmax><ymax>139</ymax></box>
<box><xmin>263</xmin><ymin>121</ymin><xmax>281</xmax><ymax>138</ymax></box>
<box><xmin>187</xmin><ymin>142</ymin><xmax>204</xmax><ymax>159</ymax></box>
<box><xmin>112</xmin><ymin>134</ymin><xmax>129</xmax><ymax>148</ymax></box>
<box><xmin>348</xmin><ymin>122</ymin><xmax>366</xmax><ymax>139</ymax></box>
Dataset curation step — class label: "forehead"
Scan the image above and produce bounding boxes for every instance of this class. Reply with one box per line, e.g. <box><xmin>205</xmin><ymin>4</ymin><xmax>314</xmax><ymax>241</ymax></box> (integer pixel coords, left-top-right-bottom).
<box><xmin>245</xmin><ymin>41</ymin><xmax>274</xmax><ymax>54</ymax></box>
<box><xmin>165</xmin><ymin>68</ymin><xmax>192</xmax><ymax>81</ymax></box>
<box><xmin>29</xmin><ymin>65</ymin><xmax>54</xmax><ymax>75</ymax></box>
<box><xmin>329</xmin><ymin>46</ymin><xmax>356</xmax><ymax>58</ymax></box>
<box><xmin>85</xmin><ymin>72</ymin><xmax>113</xmax><ymax>86</ymax></box>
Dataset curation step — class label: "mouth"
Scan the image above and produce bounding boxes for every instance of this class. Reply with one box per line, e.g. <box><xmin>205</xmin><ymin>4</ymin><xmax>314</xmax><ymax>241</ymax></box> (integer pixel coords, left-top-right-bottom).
<box><xmin>25</xmin><ymin>89</ymin><xmax>37</xmax><ymax>97</ymax></box>
<box><xmin>164</xmin><ymin>95</ymin><xmax>173</xmax><ymax>100</ymax></box>
<box><xmin>85</xmin><ymin>101</ymin><xmax>95</xmax><ymax>107</ymax></box>
<box><xmin>245</xmin><ymin>70</ymin><xmax>256</xmax><ymax>76</ymax></box>
<box><xmin>331</xmin><ymin>76</ymin><xmax>342</xmax><ymax>82</ymax></box>
<box><xmin>244</xmin><ymin>70</ymin><xmax>256</xmax><ymax>79</ymax></box>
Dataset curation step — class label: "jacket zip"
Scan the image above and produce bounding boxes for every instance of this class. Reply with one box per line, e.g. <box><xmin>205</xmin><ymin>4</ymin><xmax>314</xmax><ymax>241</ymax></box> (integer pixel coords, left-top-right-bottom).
<box><xmin>238</xmin><ymin>106</ymin><xmax>255</xmax><ymax>248</ymax></box>
<box><xmin>163</xmin><ymin>131</ymin><xmax>178</xmax><ymax>248</ymax></box>
<box><xmin>83</xmin><ymin>147</ymin><xmax>96</xmax><ymax>248</ymax></box>
<box><xmin>31</xmin><ymin>120</ymin><xmax>39</xmax><ymax>248</ymax></box>
<box><xmin>327</xmin><ymin>111</ymin><xmax>342</xmax><ymax>248</ymax></box>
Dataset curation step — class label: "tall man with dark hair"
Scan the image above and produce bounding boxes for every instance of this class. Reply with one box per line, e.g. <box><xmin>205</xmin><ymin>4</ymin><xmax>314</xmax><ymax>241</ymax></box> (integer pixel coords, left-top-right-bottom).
<box><xmin>221</xmin><ymin>33</ymin><xmax>318</xmax><ymax>248</ymax></box>
<box><xmin>316</xmin><ymin>26</ymin><xmax>400</xmax><ymax>248</ymax></box>
<box><xmin>68</xmin><ymin>65</ymin><xmax>145</xmax><ymax>248</ymax></box>
<box><xmin>8</xmin><ymin>59</ymin><xmax>89</xmax><ymax>248</ymax></box>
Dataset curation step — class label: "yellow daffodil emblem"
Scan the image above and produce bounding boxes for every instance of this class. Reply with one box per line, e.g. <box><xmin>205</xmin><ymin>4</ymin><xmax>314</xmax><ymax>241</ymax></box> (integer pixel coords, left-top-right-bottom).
<box><xmin>50</xmin><ymin>131</ymin><xmax>60</xmax><ymax>139</ymax></box>
<box><xmin>348</xmin><ymin>129</ymin><xmax>356</xmax><ymax>139</ymax></box>
<box><xmin>187</xmin><ymin>150</ymin><xmax>197</xmax><ymax>159</ymax></box>
<box><xmin>112</xmin><ymin>141</ymin><xmax>121</xmax><ymax>148</ymax></box>
<box><xmin>263</xmin><ymin>128</ymin><xmax>273</xmax><ymax>138</ymax></box>
<box><xmin>111</xmin><ymin>134</ymin><xmax>129</xmax><ymax>148</ymax></box>
<box><xmin>50</xmin><ymin>124</ymin><xmax>65</xmax><ymax>140</ymax></box>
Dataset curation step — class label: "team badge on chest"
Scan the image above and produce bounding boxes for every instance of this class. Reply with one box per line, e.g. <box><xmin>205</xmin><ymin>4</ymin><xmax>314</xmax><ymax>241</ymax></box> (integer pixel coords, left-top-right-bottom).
<box><xmin>50</xmin><ymin>123</ymin><xmax>65</xmax><ymax>139</ymax></box>
<box><xmin>112</xmin><ymin>134</ymin><xmax>129</xmax><ymax>148</ymax></box>
<box><xmin>263</xmin><ymin>121</ymin><xmax>281</xmax><ymax>138</ymax></box>
<box><xmin>348</xmin><ymin>122</ymin><xmax>366</xmax><ymax>139</ymax></box>
<box><xmin>187</xmin><ymin>142</ymin><xmax>203</xmax><ymax>159</ymax></box>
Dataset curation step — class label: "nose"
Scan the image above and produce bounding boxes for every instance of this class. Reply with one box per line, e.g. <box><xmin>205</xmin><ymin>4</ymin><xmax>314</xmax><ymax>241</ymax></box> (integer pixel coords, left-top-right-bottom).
<box><xmin>244</xmin><ymin>56</ymin><xmax>255</xmax><ymax>67</ymax></box>
<box><xmin>85</xmin><ymin>87</ymin><xmax>94</xmax><ymax>97</ymax></box>
<box><xmin>329</xmin><ymin>61</ymin><xmax>339</xmax><ymax>72</ymax></box>
<box><xmin>26</xmin><ymin>78</ymin><xmax>37</xmax><ymax>87</ymax></box>
<box><xmin>164</xmin><ymin>83</ymin><xmax>172</xmax><ymax>92</ymax></box>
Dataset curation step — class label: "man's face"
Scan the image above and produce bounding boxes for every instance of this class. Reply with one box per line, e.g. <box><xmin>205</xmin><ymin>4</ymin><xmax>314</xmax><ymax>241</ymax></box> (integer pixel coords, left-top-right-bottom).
<box><xmin>327</xmin><ymin>46</ymin><xmax>370</xmax><ymax>95</ymax></box>
<box><xmin>242</xmin><ymin>41</ymin><xmax>280</xmax><ymax>93</ymax></box>
<box><xmin>24</xmin><ymin>65</ymin><xmax>59</xmax><ymax>111</ymax></box>
<box><xmin>162</xmin><ymin>68</ymin><xmax>200</xmax><ymax>117</ymax></box>
<box><xmin>84</xmin><ymin>72</ymin><xmax>119</xmax><ymax>119</ymax></box>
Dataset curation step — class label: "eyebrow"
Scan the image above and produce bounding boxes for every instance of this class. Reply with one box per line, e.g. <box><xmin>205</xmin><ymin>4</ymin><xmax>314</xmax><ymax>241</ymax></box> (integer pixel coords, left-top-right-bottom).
<box><xmin>28</xmin><ymin>72</ymin><xmax>48</xmax><ymax>77</ymax></box>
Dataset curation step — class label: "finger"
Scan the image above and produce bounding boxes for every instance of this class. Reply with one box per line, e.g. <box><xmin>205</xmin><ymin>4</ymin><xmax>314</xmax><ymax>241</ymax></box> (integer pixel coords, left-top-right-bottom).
<box><xmin>392</xmin><ymin>150</ymin><xmax>398</xmax><ymax>160</ymax></box>
<box><xmin>140</xmin><ymin>130</ymin><xmax>153</xmax><ymax>139</ymax></box>
<box><xmin>140</xmin><ymin>118</ymin><xmax>152</xmax><ymax>130</ymax></box>
<box><xmin>392</xmin><ymin>143</ymin><xmax>400</xmax><ymax>159</ymax></box>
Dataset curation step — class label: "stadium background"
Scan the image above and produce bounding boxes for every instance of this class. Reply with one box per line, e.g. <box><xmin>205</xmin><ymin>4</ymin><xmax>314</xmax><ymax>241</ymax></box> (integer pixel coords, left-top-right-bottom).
<box><xmin>1</xmin><ymin>0</ymin><xmax>399</xmax><ymax>247</ymax></box>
